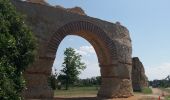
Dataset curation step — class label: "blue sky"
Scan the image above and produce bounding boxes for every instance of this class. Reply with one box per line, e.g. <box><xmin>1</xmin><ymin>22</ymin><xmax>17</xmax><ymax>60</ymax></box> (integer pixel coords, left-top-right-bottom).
<box><xmin>45</xmin><ymin>0</ymin><xmax>170</xmax><ymax>80</ymax></box>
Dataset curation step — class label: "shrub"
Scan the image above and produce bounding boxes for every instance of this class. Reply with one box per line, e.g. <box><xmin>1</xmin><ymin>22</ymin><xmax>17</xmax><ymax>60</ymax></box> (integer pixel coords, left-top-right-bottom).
<box><xmin>0</xmin><ymin>0</ymin><xmax>36</xmax><ymax>99</ymax></box>
<box><xmin>141</xmin><ymin>87</ymin><xmax>152</xmax><ymax>94</ymax></box>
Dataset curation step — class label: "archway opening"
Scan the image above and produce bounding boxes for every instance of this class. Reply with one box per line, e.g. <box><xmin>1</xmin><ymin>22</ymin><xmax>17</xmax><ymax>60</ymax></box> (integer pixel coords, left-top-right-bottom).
<box><xmin>51</xmin><ymin>35</ymin><xmax>101</xmax><ymax>98</ymax></box>
<box><xmin>46</xmin><ymin>21</ymin><xmax>117</xmax><ymax>99</ymax></box>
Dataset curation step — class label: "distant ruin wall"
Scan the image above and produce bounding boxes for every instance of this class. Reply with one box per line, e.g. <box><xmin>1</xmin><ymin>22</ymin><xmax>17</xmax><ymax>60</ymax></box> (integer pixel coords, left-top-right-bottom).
<box><xmin>132</xmin><ymin>57</ymin><xmax>148</xmax><ymax>91</ymax></box>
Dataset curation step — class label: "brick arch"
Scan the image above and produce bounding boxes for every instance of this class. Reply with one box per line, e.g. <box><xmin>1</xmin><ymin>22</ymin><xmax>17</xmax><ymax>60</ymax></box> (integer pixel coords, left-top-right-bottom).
<box><xmin>47</xmin><ymin>21</ymin><xmax>117</xmax><ymax>64</ymax></box>
<box><xmin>13</xmin><ymin>0</ymin><xmax>134</xmax><ymax>99</ymax></box>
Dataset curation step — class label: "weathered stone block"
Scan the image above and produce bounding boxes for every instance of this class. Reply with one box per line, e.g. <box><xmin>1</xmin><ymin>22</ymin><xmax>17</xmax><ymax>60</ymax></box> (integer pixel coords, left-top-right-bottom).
<box><xmin>23</xmin><ymin>73</ymin><xmax>53</xmax><ymax>99</ymax></box>
<box><xmin>98</xmin><ymin>78</ymin><xmax>133</xmax><ymax>98</ymax></box>
<box><xmin>26</xmin><ymin>58</ymin><xmax>53</xmax><ymax>74</ymax></box>
<box><xmin>100</xmin><ymin>63</ymin><xmax>131</xmax><ymax>79</ymax></box>
<box><xmin>132</xmin><ymin>57</ymin><xmax>148</xmax><ymax>91</ymax></box>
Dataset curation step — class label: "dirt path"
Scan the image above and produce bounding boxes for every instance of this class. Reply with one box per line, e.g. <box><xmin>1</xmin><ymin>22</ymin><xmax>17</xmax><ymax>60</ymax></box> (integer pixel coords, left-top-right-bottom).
<box><xmin>138</xmin><ymin>88</ymin><xmax>170</xmax><ymax>100</ymax></box>
<box><xmin>152</xmin><ymin>88</ymin><xmax>169</xmax><ymax>96</ymax></box>
<box><xmin>152</xmin><ymin>88</ymin><xmax>164</xmax><ymax>96</ymax></box>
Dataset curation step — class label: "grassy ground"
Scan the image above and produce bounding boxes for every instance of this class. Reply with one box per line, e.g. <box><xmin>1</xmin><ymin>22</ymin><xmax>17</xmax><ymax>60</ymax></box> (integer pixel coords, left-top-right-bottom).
<box><xmin>165</xmin><ymin>96</ymin><xmax>170</xmax><ymax>100</ymax></box>
<box><xmin>141</xmin><ymin>87</ymin><xmax>152</xmax><ymax>94</ymax></box>
<box><xmin>54</xmin><ymin>87</ymin><xmax>170</xmax><ymax>100</ymax></box>
<box><xmin>55</xmin><ymin>86</ymin><xmax>153</xmax><ymax>97</ymax></box>
<box><xmin>54</xmin><ymin>86</ymin><xmax>99</xmax><ymax>97</ymax></box>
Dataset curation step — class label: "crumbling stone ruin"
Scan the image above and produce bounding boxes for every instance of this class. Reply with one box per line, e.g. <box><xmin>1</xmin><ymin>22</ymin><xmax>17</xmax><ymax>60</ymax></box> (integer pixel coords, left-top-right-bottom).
<box><xmin>26</xmin><ymin>0</ymin><xmax>48</xmax><ymax>5</ymax></box>
<box><xmin>26</xmin><ymin>0</ymin><xmax>86</xmax><ymax>15</ymax></box>
<box><xmin>132</xmin><ymin>57</ymin><xmax>148</xmax><ymax>91</ymax></box>
<box><xmin>55</xmin><ymin>6</ymin><xmax>86</xmax><ymax>15</ymax></box>
<box><xmin>12</xmin><ymin>0</ymin><xmax>133</xmax><ymax>99</ymax></box>
<box><xmin>66</xmin><ymin>7</ymin><xmax>86</xmax><ymax>15</ymax></box>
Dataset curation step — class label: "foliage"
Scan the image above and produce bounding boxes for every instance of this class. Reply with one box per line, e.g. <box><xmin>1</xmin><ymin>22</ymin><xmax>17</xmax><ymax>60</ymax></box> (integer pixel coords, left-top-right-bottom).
<box><xmin>59</xmin><ymin>48</ymin><xmax>86</xmax><ymax>90</ymax></box>
<box><xmin>149</xmin><ymin>79</ymin><xmax>170</xmax><ymax>88</ymax></box>
<box><xmin>48</xmin><ymin>69</ymin><xmax>58</xmax><ymax>90</ymax></box>
<box><xmin>76</xmin><ymin>76</ymin><xmax>101</xmax><ymax>87</ymax></box>
<box><xmin>0</xmin><ymin>0</ymin><xmax>36</xmax><ymax>99</ymax></box>
<box><xmin>141</xmin><ymin>87</ymin><xmax>152</xmax><ymax>94</ymax></box>
<box><xmin>165</xmin><ymin>95</ymin><xmax>170</xmax><ymax>100</ymax></box>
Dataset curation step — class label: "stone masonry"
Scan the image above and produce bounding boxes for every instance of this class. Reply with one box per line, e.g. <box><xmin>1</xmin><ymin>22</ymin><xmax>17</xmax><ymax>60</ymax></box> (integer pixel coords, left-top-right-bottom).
<box><xmin>26</xmin><ymin>0</ymin><xmax>48</xmax><ymax>5</ymax></box>
<box><xmin>12</xmin><ymin>0</ymin><xmax>133</xmax><ymax>99</ymax></box>
<box><xmin>26</xmin><ymin>0</ymin><xmax>86</xmax><ymax>15</ymax></box>
<box><xmin>132</xmin><ymin>57</ymin><xmax>148</xmax><ymax>91</ymax></box>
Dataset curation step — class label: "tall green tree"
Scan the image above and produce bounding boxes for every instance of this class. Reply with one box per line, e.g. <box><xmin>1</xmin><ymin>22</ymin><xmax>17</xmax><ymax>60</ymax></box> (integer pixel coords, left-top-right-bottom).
<box><xmin>0</xmin><ymin>0</ymin><xmax>36</xmax><ymax>99</ymax></box>
<box><xmin>60</xmin><ymin>47</ymin><xmax>86</xmax><ymax>90</ymax></box>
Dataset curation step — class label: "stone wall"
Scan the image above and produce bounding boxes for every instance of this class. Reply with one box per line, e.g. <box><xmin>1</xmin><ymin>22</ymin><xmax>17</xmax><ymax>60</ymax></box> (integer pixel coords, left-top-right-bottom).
<box><xmin>12</xmin><ymin>0</ymin><xmax>133</xmax><ymax>99</ymax></box>
<box><xmin>55</xmin><ymin>6</ymin><xmax>86</xmax><ymax>15</ymax></box>
<box><xmin>27</xmin><ymin>0</ymin><xmax>86</xmax><ymax>15</ymax></box>
<box><xmin>26</xmin><ymin>0</ymin><xmax>48</xmax><ymax>5</ymax></box>
<box><xmin>132</xmin><ymin>57</ymin><xmax>148</xmax><ymax>91</ymax></box>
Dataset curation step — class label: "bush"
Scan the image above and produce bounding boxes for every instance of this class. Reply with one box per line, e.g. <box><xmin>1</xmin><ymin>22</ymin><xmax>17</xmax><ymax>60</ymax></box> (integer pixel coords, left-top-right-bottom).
<box><xmin>141</xmin><ymin>87</ymin><xmax>152</xmax><ymax>94</ymax></box>
<box><xmin>48</xmin><ymin>75</ymin><xmax>57</xmax><ymax>90</ymax></box>
<box><xmin>0</xmin><ymin>0</ymin><xmax>36</xmax><ymax>99</ymax></box>
<box><xmin>165</xmin><ymin>95</ymin><xmax>170</xmax><ymax>100</ymax></box>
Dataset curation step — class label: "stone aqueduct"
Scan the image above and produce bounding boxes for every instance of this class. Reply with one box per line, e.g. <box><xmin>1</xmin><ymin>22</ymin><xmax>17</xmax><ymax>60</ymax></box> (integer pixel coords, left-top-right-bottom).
<box><xmin>12</xmin><ymin>0</ymin><xmax>133</xmax><ymax>99</ymax></box>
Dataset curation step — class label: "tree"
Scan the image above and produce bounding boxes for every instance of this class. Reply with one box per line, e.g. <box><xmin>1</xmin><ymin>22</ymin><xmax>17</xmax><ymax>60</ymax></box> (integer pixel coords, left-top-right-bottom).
<box><xmin>48</xmin><ymin>69</ymin><xmax>58</xmax><ymax>90</ymax></box>
<box><xmin>0</xmin><ymin>0</ymin><xmax>36</xmax><ymax>99</ymax></box>
<box><xmin>96</xmin><ymin>76</ymin><xmax>101</xmax><ymax>85</ymax></box>
<box><xmin>59</xmin><ymin>47</ymin><xmax>86</xmax><ymax>90</ymax></box>
<box><xmin>76</xmin><ymin>76</ymin><xmax>101</xmax><ymax>87</ymax></box>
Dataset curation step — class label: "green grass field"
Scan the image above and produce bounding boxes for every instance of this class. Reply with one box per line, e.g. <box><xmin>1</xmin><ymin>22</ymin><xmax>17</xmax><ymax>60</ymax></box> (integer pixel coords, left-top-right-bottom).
<box><xmin>54</xmin><ymin>86</ymin><xmax>99</xmax><ymax>97</ymax></box>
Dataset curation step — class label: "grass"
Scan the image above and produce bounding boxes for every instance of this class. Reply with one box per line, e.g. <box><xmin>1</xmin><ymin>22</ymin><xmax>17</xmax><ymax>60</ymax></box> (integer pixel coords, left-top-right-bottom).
<box><xmin>54</xmin><ymin>86</ymin><xmax>99</xmax><ymax>97</ymax></box>
<box><xmin>141</xmin><ymin>87</ymin><xmax>153</xmax><ymax>94</ymax></box>
<box><xmin>54</xmin><ymin>86</ymin><xmax>155</xmax><ymax>98</ymax></box>
<box><xmin>165</xmin><ymin>96</ymin><xmax>170</xmax><ymax>100</ymax></box>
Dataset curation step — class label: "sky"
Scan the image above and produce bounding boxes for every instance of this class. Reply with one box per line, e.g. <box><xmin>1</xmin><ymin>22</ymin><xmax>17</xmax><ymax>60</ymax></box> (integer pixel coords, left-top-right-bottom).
<box><xmin>45</xmin><ymin>0</ymin><xmax>170</xmax><ymax>80</ymax></box>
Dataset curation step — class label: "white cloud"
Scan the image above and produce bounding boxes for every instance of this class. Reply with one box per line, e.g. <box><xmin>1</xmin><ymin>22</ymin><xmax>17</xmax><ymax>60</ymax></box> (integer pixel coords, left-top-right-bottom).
<box><xmin>80</xmin><ymin>46</ymin><xmax>95</xmax><ymax>53</ymax></box>
<box><xmin>75</xmin><ymin>46</ymin><xmax>99</xmax><ymax>79</ymax></box>
<box><xmin>79</xmin><ymin>62</ymin><xmax>100</xmax><ymax>79</ymax></box>
<box><xmin>146</xmin><ymin>62</ymin><xmax>170</xmax><ymax>80</ymax></box>
<box><xmin>75</xmin><ymin>46</ymin><xmax>95</xmax><ymax>56</ymax></box>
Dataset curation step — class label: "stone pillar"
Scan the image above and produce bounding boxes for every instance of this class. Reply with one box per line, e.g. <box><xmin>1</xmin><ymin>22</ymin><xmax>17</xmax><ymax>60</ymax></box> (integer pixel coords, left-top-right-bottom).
<box><xmin>132</xmin><ymin>57</ymin><xmax>148</xmax><ymax>91</ymax></box>
<box><xmin>22</xmin><ymin>57</ymin><xmax>54</xmax><ymax>99</ymax></box>
<box><xmin>97</xmin><ymin>63</ymin><xmax>133</xmax><ymax>99</ymax></box>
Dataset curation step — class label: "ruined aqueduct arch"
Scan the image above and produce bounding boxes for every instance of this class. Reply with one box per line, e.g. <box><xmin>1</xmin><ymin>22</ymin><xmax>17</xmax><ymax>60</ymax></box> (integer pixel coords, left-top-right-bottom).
<box><xmin>12</xmin><ymin>0</ymin><xmax>133</xmax><ymax>99</ymax></box>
